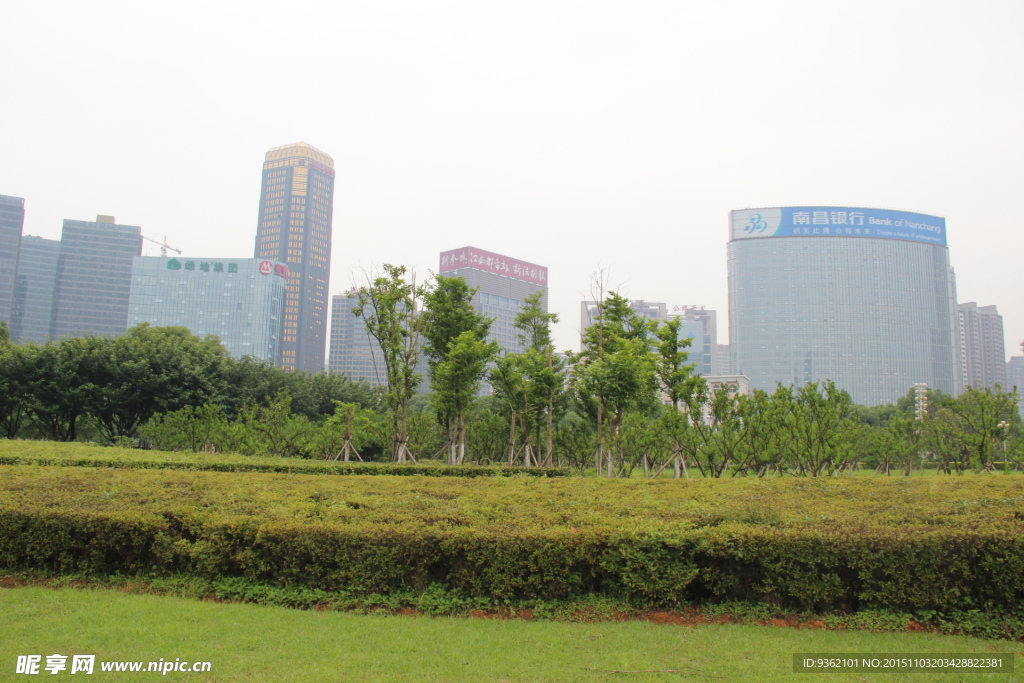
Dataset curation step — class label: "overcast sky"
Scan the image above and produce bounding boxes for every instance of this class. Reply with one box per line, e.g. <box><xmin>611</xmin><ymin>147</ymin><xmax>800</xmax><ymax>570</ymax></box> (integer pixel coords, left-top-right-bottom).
<box><xmin>3</xmin><ymin>0</ymin><xmax>1023</xmax><ymax>359</ymax></box>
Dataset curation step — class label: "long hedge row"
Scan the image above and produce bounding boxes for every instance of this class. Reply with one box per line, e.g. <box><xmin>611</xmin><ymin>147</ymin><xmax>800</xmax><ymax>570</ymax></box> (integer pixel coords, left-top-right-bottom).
<box><xmin>0</xmin><ymin>441</ymin><xmax>566</xmax><ymax>477</ymax></box>
<box><xmin>3</xmin><ymin>466</ymin><xmax>1024</xmax><ymax>616</ymax></box>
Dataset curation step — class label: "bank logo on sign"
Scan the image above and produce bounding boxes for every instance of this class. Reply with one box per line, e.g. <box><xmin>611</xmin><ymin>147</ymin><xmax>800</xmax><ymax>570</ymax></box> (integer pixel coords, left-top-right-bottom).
<box><xmin>258</xmin><ymin>261</ymin><xmax>273</xmax><ymax>275</ymax></box>
<box><xmin>743</xmin><ymin>214</ymin><xmax>768</xmax><ymax>234</ymax></box>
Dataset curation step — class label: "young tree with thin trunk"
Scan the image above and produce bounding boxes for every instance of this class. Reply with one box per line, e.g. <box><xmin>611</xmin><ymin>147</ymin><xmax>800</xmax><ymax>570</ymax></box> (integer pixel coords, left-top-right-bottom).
<box><xmin>421</xmin><ymin>275</ymin><xmax>497</xmax><ymax>465</ymax></box>
<box><xmin>574</xmin><ymin>291</ymin><xmax>658</xmax><ymax>476</ymax></box>
<box><xmin>354</xmin><ymin>265</ymin><xmax>425</xmax><ymax>462</ymax></box>
<box><xmin>651</xmin><ymin>317</ymin><xmax>696</xmax><ymax>478</ymax></box>
<box><xmin>514</xmin><ymin>291</ymin><xmax>564</xmax><ymax>467</ymax></box>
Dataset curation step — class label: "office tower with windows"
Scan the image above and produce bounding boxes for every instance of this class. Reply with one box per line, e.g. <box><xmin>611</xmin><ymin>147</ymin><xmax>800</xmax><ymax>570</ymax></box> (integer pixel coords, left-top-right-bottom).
<box><xmin>728</xmin><ymin>206</ymin><xmax>959</xmax><ymax>406</ymax></box>
<box><xmin>10</xmin><ymin>236</ymin><xmax>60</xmax><ymax>343</ymax></box>
<box><xmin>0</xmin><ymin>195</ymin><xmax>26</xmax><ymax>325</ymax></box>
<box><xmin>253</xmin><ymin>142</ymin><xmax>334</xmax><ymax>371</ymax></box>
<box><xmin>50</xmin><ymin>215</ymin><xmax>142</xmax><ymax>339</ymax></box>
<box><xmin>958</xmin><ymin>302</ymin><xmax>1007</xmax><ymax>391</ymax></box>
<box><xmin>128</xmin><ymin>257</ymin><xmax>287</xmax><ymax>362</ymax></box>
<box><xmin>328</xmin><ymin>292</ymin><xmax>378</xmax><ymax>384</ymax></box>
<box><xmin>439</xmin><ymin>246</ymin><xmax>548</xmax><ymax>356</ymax></box>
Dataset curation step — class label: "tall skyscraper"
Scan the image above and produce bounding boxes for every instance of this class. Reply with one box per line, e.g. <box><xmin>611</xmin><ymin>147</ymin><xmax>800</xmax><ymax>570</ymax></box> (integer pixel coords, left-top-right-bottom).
<box><xmin>10</xmin><ymin>235</ymin><xmax>60</xmax><ymax>343</ymax></box>
<box><xmin>0</xmin><ymin>194</ymin><xmax>26</xmax><ymax>326</ymax></box>
<box><xmin>439</xmin><ymin>246</ymin><xmax>548</xmax><ymax>356</ymax></box>
<box><xmin>958</xmin><ymin>302</ymin><xmax>1006</xmax><ymax>391</ymax></box>
<box><xmin>50</xmin><ymin>215</ymin><xmax>142</xmax><ymax>339</ymax></box>
<box><xmin>728</xmin><ymin>206</ymin><xmax>960</xmax><ymax>406</ymax></box>
<box><xmin>253</xmin><ymin>142</ymin><xmax>334</xmax><ymax>372</ymax></box>
<box><xmin>128</xmin><ymin>256</ymin><xmax>287</xmax><ymax>362</ymax></box>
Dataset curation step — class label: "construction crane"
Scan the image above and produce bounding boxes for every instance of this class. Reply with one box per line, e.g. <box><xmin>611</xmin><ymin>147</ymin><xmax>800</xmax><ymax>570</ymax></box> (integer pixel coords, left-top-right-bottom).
<box><xmin>142</xmin><ymin>235</ymin><xmax>182</xmax><ymax>257</ymax></box>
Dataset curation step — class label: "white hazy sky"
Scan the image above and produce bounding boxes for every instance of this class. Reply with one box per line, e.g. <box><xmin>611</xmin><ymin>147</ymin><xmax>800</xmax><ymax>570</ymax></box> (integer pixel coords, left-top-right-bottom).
<box><xmin>2</xmin><ymin>0</ymin><xmax>1023</xmax><ymax>358</ymax></box>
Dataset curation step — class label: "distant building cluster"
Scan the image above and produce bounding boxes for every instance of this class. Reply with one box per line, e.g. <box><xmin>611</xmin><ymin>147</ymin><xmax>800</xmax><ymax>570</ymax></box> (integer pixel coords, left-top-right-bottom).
<box><xmin>2</xmin><ymin>179</ymin><xmax>1020</xmax><ymax>412</ymax></box>
<box><xmin>0</xmin><ymin>142</ymin><xmax>333</xmax><ymax>368</ymax></box>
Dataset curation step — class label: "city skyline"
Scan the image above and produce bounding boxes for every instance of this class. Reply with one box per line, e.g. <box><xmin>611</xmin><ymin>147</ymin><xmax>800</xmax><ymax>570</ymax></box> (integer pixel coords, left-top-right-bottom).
<box><xmin>2</xmin><ymin>1</ymin><xmax>1022</xmax><ymax>358</ymax></box>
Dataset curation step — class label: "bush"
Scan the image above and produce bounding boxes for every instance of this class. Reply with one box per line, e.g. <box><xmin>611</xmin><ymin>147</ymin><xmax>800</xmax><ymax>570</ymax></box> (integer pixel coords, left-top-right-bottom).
<box><xmin>3</xmin><ymin>467</ymin><xmax>1024</xmax><ymax>618</ymax></box>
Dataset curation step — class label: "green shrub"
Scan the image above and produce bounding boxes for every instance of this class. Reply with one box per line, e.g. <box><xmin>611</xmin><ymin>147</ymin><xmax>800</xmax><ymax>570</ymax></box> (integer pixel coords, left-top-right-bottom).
<box><xmin>3</xmin><ymin>466</ymin><xmax>1024</xmax><ymax>618</ymax></box>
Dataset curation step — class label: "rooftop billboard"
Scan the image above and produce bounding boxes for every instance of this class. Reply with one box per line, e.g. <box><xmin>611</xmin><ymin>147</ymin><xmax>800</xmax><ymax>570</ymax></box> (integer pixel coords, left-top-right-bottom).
<box><xmin>730</xmin><ymin>207</ymin><xmax>946</xmax><ymax>246</ymax></box>
<box><xmin>439</xmin><ymin>246</ymin><xmax>548</xmax><ymax>286</ymax></box>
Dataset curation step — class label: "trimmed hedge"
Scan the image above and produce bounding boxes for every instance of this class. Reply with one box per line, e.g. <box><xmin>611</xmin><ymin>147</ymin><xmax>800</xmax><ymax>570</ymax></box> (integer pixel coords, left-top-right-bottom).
<box><xmin>3</xmin><ymin>466</ymin><xmax>1024</xmax><ymax>615</ymax></box>
<box><xmin>0</xmin><ymin>441</ymin><xmax>566</xmax><ymax>478</ymax></box>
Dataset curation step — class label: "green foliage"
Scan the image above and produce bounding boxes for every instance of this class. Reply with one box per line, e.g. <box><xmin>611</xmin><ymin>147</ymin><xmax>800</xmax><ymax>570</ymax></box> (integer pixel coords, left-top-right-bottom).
<box><xmin>420</xmin><ymin>275</ymin><xmax>498</xmax><ymax>464</ymax></box>
<box><xmin>0</xmin><ymin>341</ymin><xmax>32</xmax><ymax>439</ymax></box>
<box><xmin>514</xmin><ymin>291</ymin><xmax>559</xmax><ymax>352</ymax></box>
<box><xmin>354</xmin><ymin>265</ymin><xmax>425</xmax><ymax>462</ymax></box>
<box><xmin>489</xmin><ymin>292</ymin><xmax>566</xmax><ymax>469</ymax></box>
<box><xmin>218</xmin><ymin>356</ymin><xmax>380</xmax><ymax>420</ymax></box>
<box><xmin>85</xmin><ymin>324</ymin><xmax>231</xmax><ymax>441</ymax></box>
<box><xmin>574</xmin><ymin>292</ymin><xmax>659</xmax><ymax>476</ymax></box>
<box><xmin>3</xmin><ymin>465</ymin><xmax>1024</xmax><ymax>618</ymax></box>
<box><xmin>138</xmin><ymin>403</ymin><xmax>227</xmax><ymax>452</ymax></box>
<box><xmin>308</xmin><ymin>402</ymin><xmax>383</xmax><ymax>461</ymax></box>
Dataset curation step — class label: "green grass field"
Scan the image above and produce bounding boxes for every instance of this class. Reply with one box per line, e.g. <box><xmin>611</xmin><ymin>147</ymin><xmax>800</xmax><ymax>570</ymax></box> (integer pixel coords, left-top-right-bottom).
<box><xmin>1</xmin><ymin>586</ymin><xmax>1021</xmax><ymax>682</ymax></box>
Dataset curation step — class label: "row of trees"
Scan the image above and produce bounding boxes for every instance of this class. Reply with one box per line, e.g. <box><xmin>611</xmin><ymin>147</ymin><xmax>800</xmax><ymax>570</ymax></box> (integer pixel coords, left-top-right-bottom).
<box><xmin>0</xmin><ymin>322</ymin><xmax>378</xmax><ymax>443</ymax></box>
<box><xmin>2</xmin><ymin>265</ymin><xmax>1022</xmax><ymax>477</ymax></box>
<box><xmin>348</xmin><ymin>265</ymin><xmax>1024</xmax><ymax>476</ymax></box>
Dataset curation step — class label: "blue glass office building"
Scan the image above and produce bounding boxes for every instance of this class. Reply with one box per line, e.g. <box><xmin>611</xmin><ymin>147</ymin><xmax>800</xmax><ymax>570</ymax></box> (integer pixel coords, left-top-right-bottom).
<box><xmin>128</xmin><ymin>257</ymin><xmax>287</xmax><ymax>362</ymax></box>
<box><xmin>51</xmin><ymin>216</ymin><xmax>142</xmax><ymax>339</ymax></box>
<box><xmin>727</xmin><ymin>207</ymin><xmax>960</xmax><ymax>406</ymax></box>
<box><xmin>10</xmin><ymin>235</ymin><xmax>61</xmax><ymax>343</ymax></box>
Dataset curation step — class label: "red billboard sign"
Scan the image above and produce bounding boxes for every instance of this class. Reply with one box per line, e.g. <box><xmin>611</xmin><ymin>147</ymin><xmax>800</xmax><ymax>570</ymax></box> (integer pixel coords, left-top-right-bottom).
<box><xmin>258</xmin><ymin>261</ymin><xmax>273</xmax><ymax>276</ymax></box>
<box><xmin>439</xmin><ymin>246</ymin><xmax>547</xmax><ymax>286</ymax></box>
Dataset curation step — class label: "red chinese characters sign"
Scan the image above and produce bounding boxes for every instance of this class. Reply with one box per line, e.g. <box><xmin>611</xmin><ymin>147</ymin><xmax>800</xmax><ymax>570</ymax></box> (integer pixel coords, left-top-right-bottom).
<box><xmin>439</xmin><ymin>247</ymin><xmax>547</xmax><ymax>286</ymax></box>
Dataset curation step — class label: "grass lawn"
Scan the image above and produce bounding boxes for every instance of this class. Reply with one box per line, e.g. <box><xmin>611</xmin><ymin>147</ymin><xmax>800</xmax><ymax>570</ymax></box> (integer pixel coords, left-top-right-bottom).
<box><xmin>1</xmin><ymin>587</ymin><xmax>1020</xmax><ymax>682</ymax></box>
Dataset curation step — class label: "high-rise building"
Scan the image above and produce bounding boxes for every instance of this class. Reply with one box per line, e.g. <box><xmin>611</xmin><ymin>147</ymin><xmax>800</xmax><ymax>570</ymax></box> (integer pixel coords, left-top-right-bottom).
<box><xmin>715</xmin><ymin>344</ymin><xmax>731</xmax><ymax>375</ymax></box>
<box><xmin>328</xmin><ymin>291</ymin><xmax>430</xmax><ymax>389</ymax></box>
<box><xmin>0</xmin><ymin>195</ymin><xmax>25</xmax><ymax>326</ymax></box>
<box><xmin>128</xmin><ymin>257</ymin><xmax>287</xmax><ymax>362</ymax></box>
<box><xmin>668</xmin><ymin>306</ymin><xmax>718</xmax><ymax>377</ymax></box>
<box><xmin>328</xmin><ymin>292</ymin><xmax>380</xmax><ymax>385</ymax></box>
<box><xmin>958</xmin><ymin>302</ymin><xmax>1006</xmax><ymax>391</ymax></box>
<box><xmin>10</xmin><ymin>236</ymin><xmax>60</xmax><ymax>343</ymax></box>
<box><xmin>439</xmin><ymin>246</ymin><xmax>548</xmax><ymax>356</ymax></box>
<box><xmin>1007</xmin><ymin>356</ymin><xmax>1024</xmax><ymax>417</ymax></box>
<box><xmin>50</xmin><ymin>215</ymin><xmax>142</xmax><ymax>339</ymax></box>
<box><xmin>728</xmin><ymin>206</ymin><xmax>960</xmax><ymax>406</ymax></box>
<box><xmin>253</xmin><ymin>142</ymin><xmax>335</xmax><ymax>372</ymax></box>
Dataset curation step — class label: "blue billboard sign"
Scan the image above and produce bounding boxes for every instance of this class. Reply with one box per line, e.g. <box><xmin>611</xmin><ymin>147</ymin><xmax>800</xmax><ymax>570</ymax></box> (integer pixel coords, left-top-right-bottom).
<box><xmin>731</xmin><ymin>207</ymin><xmax>946</xmax><ymax>246</ymax></box>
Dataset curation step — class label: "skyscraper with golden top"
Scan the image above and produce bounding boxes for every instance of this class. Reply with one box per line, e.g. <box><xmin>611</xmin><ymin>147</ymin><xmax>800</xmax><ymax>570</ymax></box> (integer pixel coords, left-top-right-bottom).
<box><xmin>254</xmin><ymin>142</ymin><xmax>334</xmax><ymax>371</ymax></box>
